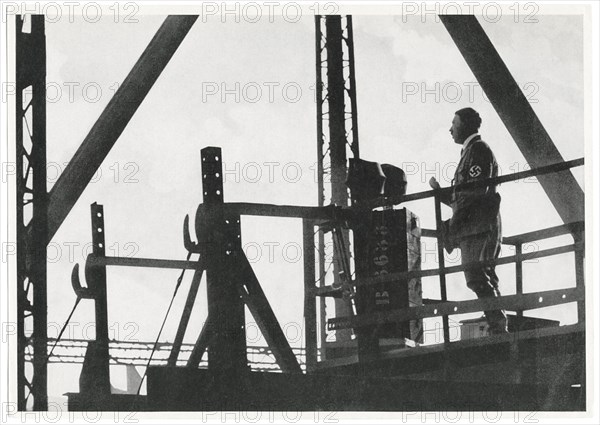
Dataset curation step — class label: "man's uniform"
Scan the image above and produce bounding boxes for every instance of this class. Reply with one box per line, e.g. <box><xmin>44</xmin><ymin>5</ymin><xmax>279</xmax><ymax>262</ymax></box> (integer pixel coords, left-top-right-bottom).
<box><xmin>446</xmin><ymin>133</ymin><xmax>507</xmax><ymax>334</ymax></box>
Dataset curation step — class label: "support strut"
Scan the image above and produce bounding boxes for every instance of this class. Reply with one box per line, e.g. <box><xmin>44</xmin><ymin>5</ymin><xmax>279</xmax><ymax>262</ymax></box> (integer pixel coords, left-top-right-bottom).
<box><xmin>440</xmin><ymin>15</ymin><xmax>584</xmax><ymax>225</ymax></box>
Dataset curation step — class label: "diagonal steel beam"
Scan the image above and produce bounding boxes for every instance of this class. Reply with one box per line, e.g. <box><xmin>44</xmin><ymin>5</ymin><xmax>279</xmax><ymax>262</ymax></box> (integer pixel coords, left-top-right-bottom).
<box><xmin>168</xmin><ymin>267</ymin><xmax>204</xmax><ymax>366</ymax></box>
<box><xmin>186</xmin><ymin>315</ymin><xmax>213</xmax><ymax>368</ymax></box>
<box><xmin>440</xmin><ymin>15</ymin><xmax>584</xmax><ymax>225</ymax></box>
<box><xmin>36</xmin><ymin>15</ymin><xmax>198</xmax><ymax>243</ymax></box>
<box><xmin>238</xmin><ymin>256</ymin><xmax>302</xmax><ymax>373</ymax></box>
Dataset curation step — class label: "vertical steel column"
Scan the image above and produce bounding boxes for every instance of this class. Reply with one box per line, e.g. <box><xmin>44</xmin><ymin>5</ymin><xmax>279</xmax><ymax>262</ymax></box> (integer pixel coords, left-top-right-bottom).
<box><xmin>515</xmin><ymin>244</ymin><xmax>524</xmax><ymax>318</ymax></box>
<box><xmin>573</xmin><ymin>233</ymin><xmax>586</xmax><ymax>401</ymax></box>
<box><xmin>326</xmin><ymin>15</ymin><xmax>347</xmax><ymax>211</ymax></box>
<box><xmin>314</xmin><ymin>16</ymin><xmax>328</xmax><ymax>356</ymax></box>
<box><xmin>352</xmin><ymin>211</ymin><xmax>373</xmax><ymax>360</ymax></box>
<box><xmin>16</xmin><ymin>14</ymin><xmax>47</xmax><ymax>411</ymax></box>
<box><xmin>201</xmin><ymin>147</ymin><xmax>247</xmax><ymax>373</ymax></box>
<box><xmin>90</xmin><ymin>203</ymin><xmax>110</xmax><ymax>376</ymax></box>
<box><xmin>346</xmin><ymin>16</ymin><xmax>360</xmax><ymax>158</ymax></box>
<box><xmin>78</xmin><ymin>203</ymin><xmax>111</xmax><ymax>398</ymax></box>
<box><xmin>303</xmin><ymin>220</ymin><xmax>317</xmax><ymax>372</ymax></box>
<box><xmin>315</xmin><ymin>15</ymin><xmax>362</xmax><ymax>348</ymax></box>
<box><xmin>325</xmin><ymin>15</ymin><xmax>352</xmax><ymax>342</ymax></box>
<box><xmin>574</xmin><ymin>234</ymin><xmax>585</xmax><ymax>324</ymax></box>
<box><xmin>344</xmin><ymin>17</ymin><xmax>369</xmax><ymax>356</ymax></box>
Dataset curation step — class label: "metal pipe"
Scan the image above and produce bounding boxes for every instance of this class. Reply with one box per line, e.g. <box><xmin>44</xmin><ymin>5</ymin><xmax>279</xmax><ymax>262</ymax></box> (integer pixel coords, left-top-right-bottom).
<box><xmin>87</xmin><ymin>255</ymin><xmax>204</xmax><ymax>270</ymax></box>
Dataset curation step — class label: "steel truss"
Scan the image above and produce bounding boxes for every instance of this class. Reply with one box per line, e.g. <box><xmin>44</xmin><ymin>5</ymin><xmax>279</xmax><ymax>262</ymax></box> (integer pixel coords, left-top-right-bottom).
<box><xmin>315</xmin><ymin>15</ymin><xmax>361</xmax><ymax>346</ymax></box>
<box><xmin>16</xmin><ymin>15</ymin><xmax>48</xmax><ymax>411</ymax></box>
<box><xmin>15</xmin><ymin>12</ymin><xmax>586</xmax><ymax>410</ymax></box>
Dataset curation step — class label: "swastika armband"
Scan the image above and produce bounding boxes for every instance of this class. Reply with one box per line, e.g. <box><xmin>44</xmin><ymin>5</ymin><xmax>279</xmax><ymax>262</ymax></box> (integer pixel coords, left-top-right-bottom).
<box><xmin>468</xmin><ymin>164</ymin><xmax>482</xmax><ymax>178</ymax></box>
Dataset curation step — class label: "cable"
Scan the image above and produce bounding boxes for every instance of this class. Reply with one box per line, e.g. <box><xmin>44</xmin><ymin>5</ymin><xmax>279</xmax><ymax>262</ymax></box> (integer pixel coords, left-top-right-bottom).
<box><xmin>135</xmin><ymin>250</ymin><xmax>193</xmax><ymax>396</ymax></box>
<box><xmin>47</xmin><ymin>296</ymin><xmax>82</xmax><ymax>360</ymax></box>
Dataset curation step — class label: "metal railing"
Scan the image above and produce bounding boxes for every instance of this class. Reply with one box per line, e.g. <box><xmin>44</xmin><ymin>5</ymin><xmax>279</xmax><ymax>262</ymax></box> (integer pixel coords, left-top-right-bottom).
<box><xmin>321</xmin><ymin>158</ymin><xmax>585</xmax><ymax>352</ymax></box>
<box><xmin>42</xmin><ymin>156</ymin><xmax>583</xmax><ymax>375</ymax></box>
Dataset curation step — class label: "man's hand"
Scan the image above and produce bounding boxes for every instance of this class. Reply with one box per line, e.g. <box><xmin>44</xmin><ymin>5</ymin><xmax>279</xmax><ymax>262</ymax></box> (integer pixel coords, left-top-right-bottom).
<box><xmin>430</xmin><ymin>176</ymin><xmax>451</xmax><ymax>206</ymax></box>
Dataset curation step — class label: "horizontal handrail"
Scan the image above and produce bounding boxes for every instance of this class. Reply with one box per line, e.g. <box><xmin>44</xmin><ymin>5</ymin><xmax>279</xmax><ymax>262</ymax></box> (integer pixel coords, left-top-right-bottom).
<box><xmin>314</xmin><ymin>242</ymin><xmax>583</xmax><ymax>297</ymax></box>
<box><xmin>222</xmin><ymin>202</ymin><xmax>335</xmax><ymax>220</ymax></box>
<box><xmin>503</xmin><ymin>221</ymin><xmax>585</xmax><ymax>245</ymax></box>
<box><xmin>422</xmin><ymin>221</ymin><xmax>584</xmax><ymax>245</ymax></box>
<box><xmin>366</xmin><ymin>157</ymin><xmax>584</xmax><ymax>209</ymax></box>
<box><xmin>87</xmin><ymin>254</ymin><xmax>204</xmax><ymax>270</ymax></box>
<box><xmin>327</xmin><ymin>286</ymin><xmax>584</xmax><ymax>331</ymax></box>
<box><xmin>215</xmin><ymin>158</ymin><xmax>583</xmax><ymax>220</ymax></box>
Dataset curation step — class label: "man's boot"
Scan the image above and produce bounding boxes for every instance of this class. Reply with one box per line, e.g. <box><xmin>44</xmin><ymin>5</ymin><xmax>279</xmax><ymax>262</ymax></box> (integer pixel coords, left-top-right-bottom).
<box><xmin>486</xmin><ymin>309</ymin><xmax>508</xmax><ymax>335</ymax></box>
<box><xmin>468</xmin><ymin>280</ymin><xmax>508</xmax><ymax>335</ymax></box>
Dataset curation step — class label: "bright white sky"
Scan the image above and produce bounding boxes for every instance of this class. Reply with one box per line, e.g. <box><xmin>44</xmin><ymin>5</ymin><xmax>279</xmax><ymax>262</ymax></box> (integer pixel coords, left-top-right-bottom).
<box><xmin>11</xmin><ymin>4</ymin><xmax>588</xmax><ymax>399</ymax></box>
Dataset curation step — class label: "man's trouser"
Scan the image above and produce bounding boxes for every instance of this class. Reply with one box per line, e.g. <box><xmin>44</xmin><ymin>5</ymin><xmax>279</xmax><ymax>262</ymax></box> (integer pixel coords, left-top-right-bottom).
<box><xmin>459</xmin><ymin>221</ymin><xmax>507</xmax><ymax>334</ymax></box>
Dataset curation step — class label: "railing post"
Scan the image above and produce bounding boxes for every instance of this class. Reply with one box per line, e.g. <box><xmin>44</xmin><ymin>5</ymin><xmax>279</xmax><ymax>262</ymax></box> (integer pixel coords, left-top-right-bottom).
<box><xmin>511</xmin><ymin>242</ymin><xmax>524</xmax><ymax>383</ymax></box>
<box><xmin>434</xmin><ymin>195</ymin><xmax>450</xmax><ymax>343</ymax></box>
<box><xmin>317</xmin><ymin>227</ymin><xmax>328</xmax><ymax>360</ymax></box>
<box><xmin>515</xmin><ymin>243</ymin><xmax>523</xmax><ymax>318</ymax></box>
<box><xmin>201</xmin><ymin>147</ymin><xmax>248</xmax><ymax>374</ymax></box>
<box><xmin>573</xmin><ymin>230</ymin><xmax>586</xmax><ymax>404</ymax></box>
<box><xmin>78</xmin><ymin>203</ymin><xmax>111</xmax><ymax>399</ymax></box>
<box><xmin>574</xmin><ymin>233</ymin><xmax>585</xmax><ymax>324</ymax></box>
<box><xmin>303</xmin><ymin>220</ymin><xmax>318</xmax><ymax>372</ymax></box>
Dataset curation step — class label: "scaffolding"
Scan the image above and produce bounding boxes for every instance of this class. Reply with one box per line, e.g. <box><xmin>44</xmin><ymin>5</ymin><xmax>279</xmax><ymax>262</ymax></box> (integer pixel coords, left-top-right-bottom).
<box><xmin>13</xmin><ymin>12</ymin><xmax>586</xmax><ymax>411</ymax></box>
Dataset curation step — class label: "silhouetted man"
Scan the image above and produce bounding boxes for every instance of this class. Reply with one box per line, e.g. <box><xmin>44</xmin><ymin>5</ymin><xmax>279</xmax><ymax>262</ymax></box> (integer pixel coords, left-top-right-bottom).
<box><xmin>430</xmin><ymin>107</ymin><xmax>507</xmax><ymax>335</ymax></box>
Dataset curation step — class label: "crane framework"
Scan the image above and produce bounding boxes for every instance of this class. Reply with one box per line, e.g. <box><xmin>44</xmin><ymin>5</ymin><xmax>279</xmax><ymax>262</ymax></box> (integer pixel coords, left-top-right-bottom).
<box><xmin>13</xmin><ymin>13</ymin><xmax>586</xmax><ymax>411</ymax></box>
